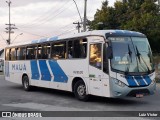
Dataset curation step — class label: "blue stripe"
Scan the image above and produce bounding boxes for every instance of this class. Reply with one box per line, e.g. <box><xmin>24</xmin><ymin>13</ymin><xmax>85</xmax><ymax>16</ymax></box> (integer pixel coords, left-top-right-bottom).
<box><xmin>126</xmin><ymin>76</ymin><xmax>137</xmax><ymax>86</ymax></box>
<box><xmin>30</xmin><ymin>60</ymin><xmax>40</xmax><ymax>80</ymax></box>
<box><xmin>49</xmin><ymin>60</ymin><xmax>68</xmax><ymax>83</ymax></box>
<box><xmin>134</xmin><ymin>76</ymin><xmax>146</xmax><ymax>86</ymax></box>
<box><xmin>39</xmin><ymin>60</ymin><xmax>51</xmax><ymax>81</ymax></box>
<box><xmin>144</xmin><ymin>76</ymin><xmax>152</xmax><ymax>85</ymax></box>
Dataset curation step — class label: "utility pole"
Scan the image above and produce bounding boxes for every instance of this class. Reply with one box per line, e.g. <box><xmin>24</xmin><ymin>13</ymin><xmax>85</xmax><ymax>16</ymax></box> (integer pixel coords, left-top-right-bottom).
<box><xmin>83</xmin><ymin>0</ymin><xmax>87</xmax><ymax>32</ymax></box>
<box><xmin>73</xmin><ymin>22</ymin><xmax>81</xmax><ymax>33</ymax></box>
<box><xmin>5</xmin><ymin>0</ymin><xmax>17</xmax><ymax>45</ymax></box>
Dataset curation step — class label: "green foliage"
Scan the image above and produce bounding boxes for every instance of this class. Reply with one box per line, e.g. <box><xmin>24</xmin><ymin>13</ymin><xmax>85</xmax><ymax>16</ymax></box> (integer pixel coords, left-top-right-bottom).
<box><xmin>89</xmin><ymin>0</ymin><xmax>160</xmax><ymax>52</ymax></box>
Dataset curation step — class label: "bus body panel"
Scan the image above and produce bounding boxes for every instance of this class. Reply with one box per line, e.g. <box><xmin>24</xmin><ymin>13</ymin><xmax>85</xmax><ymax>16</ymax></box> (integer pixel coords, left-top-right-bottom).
<box><xmin>5</xmin><ymin>59</ymin><xmax>89</xmax><ymax>91</ymax></box>
<box><xmin>4</xmin><ymin>30</ymin><xmax>156</xmax><ymax>99</ymax></box>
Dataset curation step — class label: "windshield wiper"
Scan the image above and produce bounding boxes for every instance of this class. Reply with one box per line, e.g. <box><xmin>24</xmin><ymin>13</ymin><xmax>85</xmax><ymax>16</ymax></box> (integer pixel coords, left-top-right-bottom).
<box><xmin>135</xmin><ymin>45</ymin><xmax>151</xmax><ymax>73</ymax></box>
<box><xmin>148</xmin><ymin>45</ymin><xmax>153</xmax><ymax>63</ymax></box>
<box><xmin>125</xmin><ymin>44</ymin><xmax>132</xmax><ymax>75</ymax></box>
<box><xmin>128</xmin><ymin>44</ymin><xmax>132</xmax><ymax>63</ymax></box>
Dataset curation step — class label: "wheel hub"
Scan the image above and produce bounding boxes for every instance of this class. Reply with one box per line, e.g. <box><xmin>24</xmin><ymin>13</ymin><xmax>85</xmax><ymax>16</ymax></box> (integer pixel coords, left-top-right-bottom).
<box><xmin>77</xmin><ymin>85</ymin><xmax>85</xmax><ymax>96</ymax></box>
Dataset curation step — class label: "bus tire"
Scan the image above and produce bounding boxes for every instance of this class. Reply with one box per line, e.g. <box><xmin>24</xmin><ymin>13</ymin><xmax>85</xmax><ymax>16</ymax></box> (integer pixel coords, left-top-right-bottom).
<box><xmin>22</xmin><ymin>75</ymin><xmax>31</xmax><ymax>91</ymax></box>
<box><xmin>74</xmin><ymin>80</ymin><xmax>89</xmax><ymax>101</ymax></box>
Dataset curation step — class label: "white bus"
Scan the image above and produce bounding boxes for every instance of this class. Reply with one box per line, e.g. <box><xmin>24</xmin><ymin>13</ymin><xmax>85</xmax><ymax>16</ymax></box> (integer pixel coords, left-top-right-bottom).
<box><xmin>5</xmin><ymin>30</ymin><xmax>156</xmax><ymax>101</ymax></box>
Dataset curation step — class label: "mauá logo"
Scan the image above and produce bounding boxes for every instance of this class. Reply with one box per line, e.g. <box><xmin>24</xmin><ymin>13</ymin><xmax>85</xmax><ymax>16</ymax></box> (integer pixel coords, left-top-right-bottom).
<box><xmin>12</xmin><ymin>64</ymin><xmax>26</xmax><ymax>71</ymax></box>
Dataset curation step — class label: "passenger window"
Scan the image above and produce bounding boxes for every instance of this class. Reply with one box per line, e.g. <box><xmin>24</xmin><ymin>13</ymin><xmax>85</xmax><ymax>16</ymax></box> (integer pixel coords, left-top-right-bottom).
<box><xmin>68</xmin><ymin>39</ymin><xmax>87</xmax><ymax>59</ymax></box>
<box><xmin>68</xmin><ymin>41</ymin><xmax>74</xmax><ymax>59</ymax></box>
<box><xmin>5</xmin><ymin>49</ymin><xmax>10</xmax><ymax>60</ymax></box>
<box><xmin>17</xmin><ymin>47</ymin><xmax>26</xmax><ymax>60</ymax></box>
<box><xmin>11</xmin><ymin>48</ymin><xmax>16</xmax><ymax>61</ymax></box>
<box><xmin>51</xmin><ymin>42</ymin><xmax>66</xmax><ymax>59</ymax></box>
<box><xmin>89</xmin><ymin>43</ymin><xmax>102</xmax><ymax>69</ymax></box>
<box><xmin>37</xmin><ymin>45</ymin><xmax>42</xmax><ymax>59</ymax></box>
<box><xmin>38</xmin><ymin>44</ymin><xmax>51</xmax><ymax>59</ymax></box>
<box><xmin>42</xmin><ymin>44</ymin><xmax>51</xmax><ymax>59</ymax></box>
<box><xmin>26</xmin><ymin>46</ymin><xmax>37</xmax><ymax>60</ymax></box>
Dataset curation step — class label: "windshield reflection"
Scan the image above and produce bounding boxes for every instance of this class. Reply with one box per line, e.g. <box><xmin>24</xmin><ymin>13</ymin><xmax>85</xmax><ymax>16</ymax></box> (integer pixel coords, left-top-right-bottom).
<box><xmin>108</xmin><ymin>37</ymin><xmax>154</xmax><ymax>73</ymax></box>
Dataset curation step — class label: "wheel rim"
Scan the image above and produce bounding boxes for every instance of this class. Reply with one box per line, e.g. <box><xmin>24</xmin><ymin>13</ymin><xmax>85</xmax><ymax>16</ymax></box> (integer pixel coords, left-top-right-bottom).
<box><xmin>77</xmin><ymin>84</ymin><xmax>86</xmax><ymax>97</ymax></box>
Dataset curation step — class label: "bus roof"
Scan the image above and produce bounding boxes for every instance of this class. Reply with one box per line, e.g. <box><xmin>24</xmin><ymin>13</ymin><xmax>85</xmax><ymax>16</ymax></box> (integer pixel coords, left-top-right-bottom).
<box><xmin>7</xmin><ymin>30</ymin><xmax>145</xmax><ymax>47</ymax></box>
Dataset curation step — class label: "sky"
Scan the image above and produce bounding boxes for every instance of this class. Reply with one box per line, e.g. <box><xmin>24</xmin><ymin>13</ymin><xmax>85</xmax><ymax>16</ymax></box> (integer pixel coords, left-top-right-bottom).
<box><xmin>0</xmin><ymin>0</ymin><xmax>116</xmax><ymax>48</ymax></box>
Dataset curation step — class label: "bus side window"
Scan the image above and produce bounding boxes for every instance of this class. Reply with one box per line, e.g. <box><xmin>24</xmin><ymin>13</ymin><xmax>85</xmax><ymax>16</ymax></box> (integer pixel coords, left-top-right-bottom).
<box><xmin>21</xmin><ymin>47</ymin><xmax>26</xmax><ymax>60</ymax></box>
<box><xmin>26</xmin><ymin>46</ymin><xmax>31</xmax><ymax>59</ymax></box>
<box><xmin>74</xmin><ymin>39</ymin><xmax>87</xmax><ymax>58</ymax></box>
<box><xmin>68</xmin><ymin>41</ymin><xmax>74</xmax><ymax>58</ymax></box>
<box><xmin>81</xmin><ymin>39</ymin><xmax>87</xmax><ymax>58</ymax></box>
<box><xmin>68</xmin><ymin>39</ymin><xmax>87</xmax><ymax>59</ymax></box>
<box><xmin>17</xmin><ymin>48</ymin><xmax>20</xmax><ymax>60</ymax></box>
<box><xmin>26</xmin><ymin>46</ymin><xmax>37</xmax><ymax>60</ymax></box>
<box><xmin>46</xmin><ymin>44</ymin><xmax>51</xmax><ymax>59</ymax></box>
<box><xmin>17</xmin><ymin>47</ymin><xmax>26</xmax><ymax>60</ymax></box>
<box><xmin>51</xmin><ymin>42</ymin><xmax>66</xmax><ymax>59</ymax></box>
<box><xmin>42</xmin><ymin>43</ymin><xmax>50</xmax><ymax>59</ymax></box>
<box><xmin>89</xmin><ymin>43</ymin><xmax>102</xmax><ymax>69</ymax></box>
<box><xmin>5</xmin><ymin>49</ymin><xmax>10</xmax><ymax>60</ymax></box>
<box><xmin>11</xmin><ymin>48</ymin><xmax>16</xmax><ymax>61</ymax></box>
<box><xmin>74</xmin><ymin>40</ymin><xmax>81</xmax><ymax>58</ymax></box>
<box><xmin>34</xmin><ymin>46</ymin><xmax>37</xmax><ymax>59</ymax></box>
<box><xmin>38</xmin><ymin>45</ymin><xmax>42</xmax><ymax>59</ymax></box>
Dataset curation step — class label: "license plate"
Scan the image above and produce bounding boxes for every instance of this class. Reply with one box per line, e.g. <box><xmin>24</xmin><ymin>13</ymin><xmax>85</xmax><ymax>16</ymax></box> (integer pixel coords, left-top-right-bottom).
<box><xmin>136</xmin><ymin>94</ymin><xmax>144</xmax><ymax>98</ymax></box>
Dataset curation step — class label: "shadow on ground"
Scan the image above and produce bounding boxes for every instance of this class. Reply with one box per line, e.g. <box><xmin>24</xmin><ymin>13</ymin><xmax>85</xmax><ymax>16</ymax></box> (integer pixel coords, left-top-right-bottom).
<box><xmin>8</xmin><ymin>85</ymin><xmax>148</xmax><ymax>107</ymax></box>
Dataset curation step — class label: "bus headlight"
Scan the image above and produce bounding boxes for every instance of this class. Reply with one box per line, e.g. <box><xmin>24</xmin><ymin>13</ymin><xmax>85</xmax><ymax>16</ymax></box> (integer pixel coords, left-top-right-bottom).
<box><xmin>151</xmin><ymin>79</ymin><xmax>156</xmax><ymax>85</ymax></box>
<box><xmin>112</xmin><ymin>78</ymin><xmax>126</xmax><ymax>87</ymax></box>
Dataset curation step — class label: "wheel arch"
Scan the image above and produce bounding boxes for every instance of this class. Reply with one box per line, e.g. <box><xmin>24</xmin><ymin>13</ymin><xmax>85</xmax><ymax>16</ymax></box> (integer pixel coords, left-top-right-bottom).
<box><xmin>71</xmin><ymin>77</ymin><xmax>88</xmax><ymax>94</ymax></box>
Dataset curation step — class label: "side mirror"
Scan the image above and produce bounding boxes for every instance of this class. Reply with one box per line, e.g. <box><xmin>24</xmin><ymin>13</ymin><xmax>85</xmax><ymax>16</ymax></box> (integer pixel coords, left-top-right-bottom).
<box><xmin>106</xmin><ymin>46</ymin><xmax>113</xmax><ymax>59</ymax></box>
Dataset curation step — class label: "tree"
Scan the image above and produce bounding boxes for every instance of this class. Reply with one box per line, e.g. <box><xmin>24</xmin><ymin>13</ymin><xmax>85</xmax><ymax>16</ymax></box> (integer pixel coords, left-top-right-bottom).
<box><xmin>122</xmin><ymin>0</ymin><xmax>160</xmax><ymax>52</ymax></box>
<box><xmin>89</xmin><ymin>0</ymin><xmax>160</xmax><ymax>52</ymax></box>
<box><xmin>89</xmin><ymin>1</ymin><xmax>118</xmax><ymax>30</ymax></box>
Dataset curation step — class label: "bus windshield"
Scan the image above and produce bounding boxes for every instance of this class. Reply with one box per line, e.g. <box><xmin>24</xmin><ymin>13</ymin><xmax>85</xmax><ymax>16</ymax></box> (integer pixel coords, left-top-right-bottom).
<box><xmin>108</xmin><ymin>37</ymin><xmax>154</xmax><ymax>73</ymax></box>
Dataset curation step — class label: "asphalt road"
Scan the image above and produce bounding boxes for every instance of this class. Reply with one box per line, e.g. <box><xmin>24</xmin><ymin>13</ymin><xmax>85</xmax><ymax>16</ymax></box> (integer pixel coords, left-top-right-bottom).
<box><xmin>0</xmin><ymin>75</ymin><xmax>160</xmax><ymax>120</ymax></box>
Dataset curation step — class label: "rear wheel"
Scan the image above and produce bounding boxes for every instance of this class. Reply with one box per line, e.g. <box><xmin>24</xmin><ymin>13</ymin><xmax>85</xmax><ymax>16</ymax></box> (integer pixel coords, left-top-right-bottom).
<box><xmin>74</xmin><ymin>80</ymin><xmax>89</xmax><ymax>101</ymax></box>
<box><xmin>22</xmin><ymin>75</ymin><xmax>31</xmax><ymax>91</ymax></box>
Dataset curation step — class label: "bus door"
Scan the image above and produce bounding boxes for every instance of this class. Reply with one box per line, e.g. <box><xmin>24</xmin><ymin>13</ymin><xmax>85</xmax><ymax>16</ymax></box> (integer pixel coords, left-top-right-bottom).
<box><xmin>89</xmin><ymin>42</ymin><xmax>103</xmax><ymax>96</ymax></box>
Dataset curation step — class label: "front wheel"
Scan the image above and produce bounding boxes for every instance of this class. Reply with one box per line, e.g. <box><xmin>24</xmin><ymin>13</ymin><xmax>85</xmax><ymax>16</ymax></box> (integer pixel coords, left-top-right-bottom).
<box><xmin>74</xmin><ymin>80</ymin><xmax>89</xmax><ymax>101</ymax></box>
<box><xmin>22</xmin><ymin>75</ymin><xmax>31</xmax><ymax>91</ymax></box>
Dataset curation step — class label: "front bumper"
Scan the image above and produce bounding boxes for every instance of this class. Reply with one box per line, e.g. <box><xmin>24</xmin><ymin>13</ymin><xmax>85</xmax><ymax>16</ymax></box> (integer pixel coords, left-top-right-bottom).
<box><xmin>110</xmin><ymin>79</ymin><xmax>156</xmax><ymax>98</ymax></box>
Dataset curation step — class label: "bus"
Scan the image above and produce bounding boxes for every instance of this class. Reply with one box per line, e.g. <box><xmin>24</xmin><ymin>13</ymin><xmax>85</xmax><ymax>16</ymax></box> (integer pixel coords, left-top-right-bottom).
<box><xmin>4</xmin><ymin>30</ymin><xmax>156</xmax><ymax>101</ymax></box>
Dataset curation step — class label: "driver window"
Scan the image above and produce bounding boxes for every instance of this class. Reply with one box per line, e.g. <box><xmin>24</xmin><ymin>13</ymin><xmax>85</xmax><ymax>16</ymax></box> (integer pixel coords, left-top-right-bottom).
<box><xmin>89</xmin><ymin>43</ymin><xmax>102</xmax><ymax>69</ymax></box>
